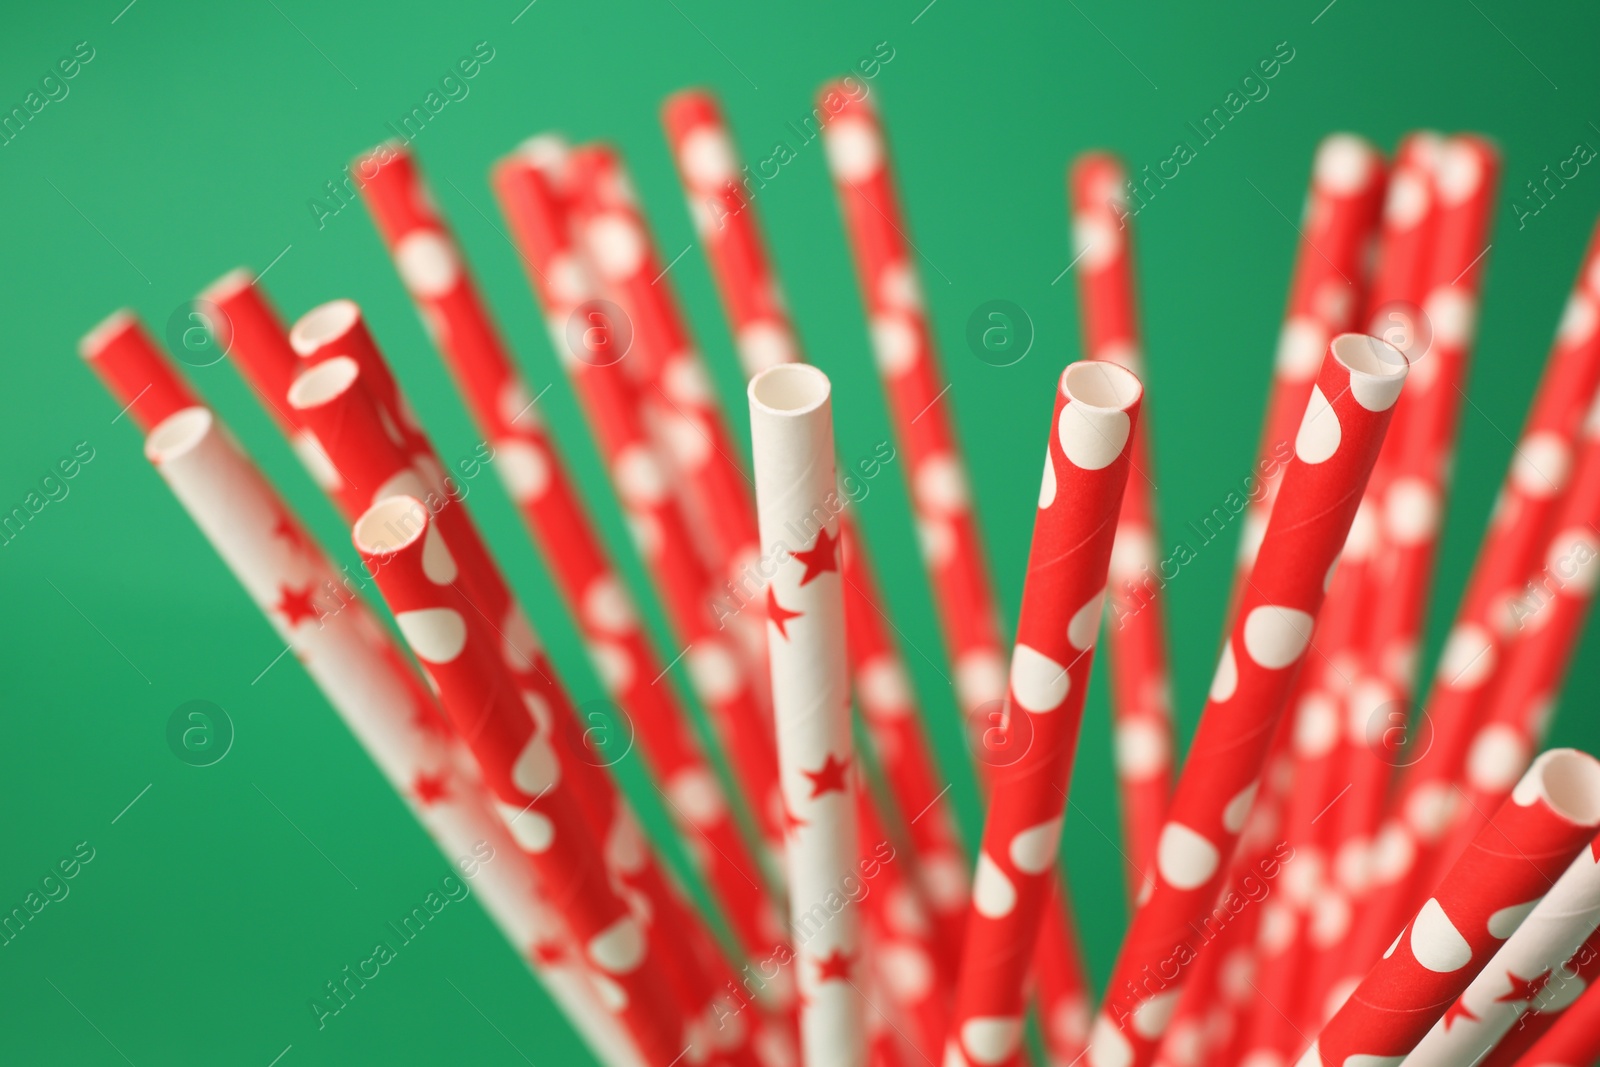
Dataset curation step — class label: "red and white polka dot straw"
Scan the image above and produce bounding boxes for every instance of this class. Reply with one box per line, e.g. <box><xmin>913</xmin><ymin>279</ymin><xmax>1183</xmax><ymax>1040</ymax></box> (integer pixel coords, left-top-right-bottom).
<box><xmin>1479</xmin><ymin>924</ymin><xmax>1600</xmax><ymax>1066</ymax></box>
<box><xmin>1330</xmin><ymin>216</ymin><xmax>1600</xmax><ymax>997</ymax></box>
<box><xmin>290</xmin><ymin>309</ymin><xmax>778</xmax><ymax>1067</ymax></box>
<box><xmin>347</xmin><ymin>145</ymin><xmax>793</xmax><ymax>992</ymax></box>
<box><xmin>1332</xmin><ymin>136</ymin><xmax>1502</xmax><ymax>857</ymax></box>
<box><xmin>1502</xmin><ymin>974</ymin><xmax>1600</xmax><ymax>1067</ymax></box>
<box><xmin>748</xmin><ymin>364</ymin><xmax>867</xmax><ymax>1066</ymax></box>
<box><xmin>353</xmin><ymin>494</ymin><xmax>700</xmax><ymax>1065</ymax></box>
<box><xmin>660</xmin><ymin>87</ymin><xmax>970</xmax><ymax>960</ymax></box>
<box><xmin>1430</xmin><ymin>410</ymin><xmax>1600</xmax><ymax>866</ymax></box>
<box><xmin>1229</xmin><ymin>135</ymin><xmax>1386</xmax><ymax>585</ymax></box>
<box><xmin>944</xmin><ymin>360</ymin><xmax>1142</xmax><ymax>1067</ymax></box>
<box><xmin>491</xmin><ymin>143</ymin><xmax>790</xmax><ymax>865</ymax></box>
<box><xmin>1296</xmin><ymin>749</ymin><xmax>1600</xmax><ymax>1066</ymax></box>
<box><xmin>815</xmin><ymin>88</ymin><xmax>1096</xmax><ymax>1054</ymax></box>
<box><xmin>1405</xmin><ymin>834</ymin><xmax>1600</xmax><ymax>1066</ymax></box>
<box><xmin>1067</xmin><ymin>151</ymin><xmax>1175</xmax><ymax>900</ymax></box>
<box><xmin>135</xmin><ymin>400</ymin><xmax>637</xmax><ymax>1067</ymax></box>
<box><xmin>563</xmin><ymin>143</ymin><xmax>772</xmax><ymax>687</ymax></box>
<box><xmin>817</xmin><ymin>86</ymin><xmax>1008</xmax><ymax>736</ymax></box>
<box><xmin>79</xmin><ymin>311</ymin><xmax>201</xmax><ymax>430</ymax></box>
<box><xmin>1086</xmin><ymin>334</ymin><xmax>1408</xmax><ymax>1067</ymax></box>
<box><xmin>1240</xmin><ymin>136</ymin><xmax>1447</xmax><ymax>1031</ymax></box>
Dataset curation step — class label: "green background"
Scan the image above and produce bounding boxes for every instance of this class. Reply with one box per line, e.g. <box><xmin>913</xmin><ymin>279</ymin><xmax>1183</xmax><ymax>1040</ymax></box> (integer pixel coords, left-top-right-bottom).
<box><xmin>4</xmin><ymin>0</ymin><xmax>1599</xmax><ymax>1063</ymax></box>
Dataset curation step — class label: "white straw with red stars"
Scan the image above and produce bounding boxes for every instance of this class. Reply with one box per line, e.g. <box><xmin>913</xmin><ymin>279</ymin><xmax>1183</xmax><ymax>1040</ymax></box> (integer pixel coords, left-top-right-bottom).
<box><xmin>1482</xmin><ymin>928</ymin><xmax>1600</xmax><ymax>1067</ymax></box>
<box><xmin>1405</xmin><ymin>833</ymin><xmax>1600</xmax><ymax>1066</ymax></box>
<box><xmin>132</xmin><ymin>397</ymin><xmax>637</xmax><ymax>1067</ymax></box>
<box><xmin>945</xmin><ymin>360</ymin><xmax>1142</xmax><ymax>1067</ymax></box>
<box><xmin>748</xmin><ymin>363</ymin><xmax>867</xmax><ymax>1067</ymax></box>
<box><xmin>1296</xmin><ymin>749</ymin><xmax>1600</xmax><ymax>1065</ymax></box>
<box><xmin>1067</xmin><ymin>151</ymin><xmax>1176</xmax><ymax>901</ymax></box>
<box><xmin>1504</xmin><ymin>980</ymin><xmax>1600</xmax><ymax>1067</ymax></box>
<box><xmin>660</xmin><ymin>86</ymin><xmax>970</xmax><ymax>969</ymax></box>
<box><xmin>1087</xmin><ymin>334</ymin><xmax>1407</xmax><ymax>1067</ymax></box>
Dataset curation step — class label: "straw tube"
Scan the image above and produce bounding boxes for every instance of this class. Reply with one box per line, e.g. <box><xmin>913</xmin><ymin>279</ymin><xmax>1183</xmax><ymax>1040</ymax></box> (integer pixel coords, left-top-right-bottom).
<box><xmin>748</xmin><ymin>364</ymin><xmax>865</xmax><ymax>1067</ymax></box>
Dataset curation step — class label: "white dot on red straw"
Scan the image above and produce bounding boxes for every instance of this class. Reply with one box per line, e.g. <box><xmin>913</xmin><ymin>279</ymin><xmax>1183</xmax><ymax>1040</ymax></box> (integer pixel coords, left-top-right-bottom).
<box><xmin>1410</xmin><ymin>898</ymin><xmax>1473</xmax><ymax>972</ymax></box>
<box><xmin>397</xmin><ymin>608</ymin><xmax>468</xmax><ymax>663</ymax></box>
<box><xmin>1405</xmin><ymin>781</ymin><xmax>1458</xmax><ymax>840</ymax></box>
<box><xmin>395</xmin><ymin>230</ymin><xmax>461</xmax><ymax>297</ymax></box>
<box><xmin>1274</xmin><ymin>317</ymin><xmax>1326</xmax><ymax>381</ymax></box>
<box><xmin>501</xmin><ymin>606</ymin><xmax>540</xmax><ymax>672</ymax></box>
<box><xmin>660</xmin><ymin>409</ymin><xmax>713</xmax><ymax>470</ymax></box>
<box><xmin>497</xmin><ymin>439</ymin><xmax>552</xmax><ymax>501</ymax></box>
<box><xmin>915</xmin><ymin>454</ymin><xmax>970</xmax><ymax>515</ymax></box>
<box><xmin>666</xmin><ymin>767</ymin><xmax>725</xmax><ymax>826</ymax></box>
<box><xmin>859</xmin><ymin>656</ymin><xmax>911</xmax><ymax>718</ymax></box>
<box><xmin>1512</xmin><ymin>432</ymin><xmax>1572</xmax><ymax>498</ymax></box>
<box><xmin>1243</xmin><ymin>606</ymin><xmax>1314</xmax><ymax>668</ymax></box>
<box><xmin>419</xmin><ymin>523</ymin><xmax>458</xmax><ymax>585</ymax></box>
<box><xmin>1293</xmin><ymin>693</ymin><xmax>1340</xmax><ymax>758</ymax></box>
<box><xmin>1008</xmin><ymin>816</ymin><xmax>1063</xmax><ymax>875</ymax></box>
<box><xmin>1384</xmin><ymin>478</ymin><xmax>1440</xmax><ymax>545</ymax></box>
<box><xmin>1436</xmin><ymin>141</ymin><xmax>1486</xmax><ymax>204</ymax></box>
<box><xmin>1086</xmin><ymin>1015</ymin><xmax>1134</xmax><ymax>1067</ymax></box>
<box><xmin>686</xmin><ymin>642</ymin><xmax>743</xmax><ymax>701</ymax></box>
<box><xmin>972</xmin><ymin>853</ymin><xmax>1017</xmax><ymax>918</ymax></box>
<box><xmin>1210</xmin><ymin>642</ymin><xmax>1239</xmax><ymax>702</ymax></box>
<box><xmin>1487</xmin><ymin>898</ymin><xmax>1541</xmax><ymax>939</ymax></box>
<box><xmin>588</xmin><ymin>640</ymin><xmax>633</xmax><ymax>691</ymax></box>
<box><xmin>1071</xmin><ymin>214</ymin><xmax>1120</xmax><ymax>272</ymax></box>
<box><xmin>1295</xmin><ymin>386</ymin><xmax>1341</xmax><ymax>464</ymax></box>
<box><xmin>1116</xmin><ymin>718</ymin><xmax>1169</xmax><ymax>780</ymax></box>
<box><xmin>871</xmin><ymin>314</ymin><xmax>919</xmax><ymax>375</ymax></box>
<box><xmin>587</xmin><ymin>915</ymin><xmax>647</xmax><ymax>974</ymax></box>
<box><xmin>1157</xmin><ymin>822</ymin><xmax>1219</xmax><ymax>889</ymax></box>
<box><xmin>613</xmin><ymin>445</ymin><xmax>668</xmax><ymax>504</ymax></box>
<box><xmin>961</xmin><ymin>1017</ymin><xmax>1023</xmax><ymax>1064</ymax></box>
<box><xmin>737</xmin><ymin>320</ymin><xmax>795</xmax><ymax>372</ymax></box>
<box><xmin>1384</xmin><ymin>172</ymin><xmax>1430</xmax><ymax>229</ymax></box>
<box><xmin>1466</xmin><ymin>724</ymin><xmax>1530</xmax><ymax>792</ymax></box>
<box><xmin>1067</xmin><ymin>589</ymin><xmax>1105</xmax><ymax>651</ymax></box>
<box><xmin>582</xmin><ymin>575</ymin><xmax>637</xmax><ymax>633</ymax></box>
<box><xmin>956</xmin><ymin>649</ymin><xmax>1006</xmax><ymax>708</ymax></box>
<box><xmin>1222</xmin><ymin>781</ymin><xmax>1258</xmax><ymax>834</ymax></box>
<box><xmin>584</xmin><ymin>213</ymin><xmax>646</xmax><ymax>280</ymax></box>
<box><xmin>1437</xmin><ymin>623</ymin><xmax>1497</xmax><ymax>688</ymax></box>
<box><xmin>878</xmin><ymin>942</ymin><xmax>934</xmax><ymax>1001</ymax></box>
<box><xmin>511</xmin><ymin>729</ymin><xmax>561</xmax><ymax>795</ymax></box>
<box><xmin>824</xmin><ymin>116</ymin><xmax>882</xmax><ymax>182</ymax></box>
<box><xmin>1560</xmin><ymin>293</ymin><xmax>1599</xmax><ymax>346</ymax></box>
<box><xmin>1057</xmin><ymin>395</ymin><xmax>1131</xmax><ymax>471</ymax></box>
<box><xmin>920</xmin><ymin>852</ymin><xmax>970</xmax><ymax>911</ymax></box>
<box><xmin>1009</xmin><ymin>643</ymin><xmax>1070</xmax><ymax>713</ymax></box>
<box><xmin>680</xmin><ymin>126</ymin><xmax>737</xmax><ymax>187</ymax></box>
<box><xmin>1426</xmin><ymin>286</ymin><xmax>1478</xmax><ymax>349</ymax></box>
<box><xmin>1038</xmin><ymin>448</ymin><xmax>1057</xmax><ymax>509</ymax></box>
<box><xmin>1314</xmin><ymin>134</ymin><xmax>1376</xmax><ymax>195</ymax></box>
<box><xmin>1130</xmin><ymin>989</ymin><xmax>1180</xmax><ymax>1040</ymax></box>
<box><xmin>496</xmin><ymin>799</ymin><xmax>555</xmax><ymax>852</ymax></box>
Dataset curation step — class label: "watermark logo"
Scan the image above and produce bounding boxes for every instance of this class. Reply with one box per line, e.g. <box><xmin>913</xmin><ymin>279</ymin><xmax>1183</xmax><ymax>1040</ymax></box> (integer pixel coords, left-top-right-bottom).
<box><xmin>167</xmin><ymin>700</ymin><xmax>234</xmax><ymax>767</ymax></box>
<box><xmin>165</xmin><ymin>300</ymin><xmax>232</xmax><ymax>368</ymax></box>
<box><xmin>575</xmin><ymin>698</ymin><xmax>634</xmax><ymax>767</ymax></box>
<box><xmin>564</xmin><ymin>299</ymin><xmax>633</xmax><ymax>367</ymax></box>
<box><xmin>1364</xmin><ymin>697</ymin><xmax>1433</xmax><ymax>768</ymax></box>
<box><xmin>966</xmin><ymin>300</ymin><xmax>1033</xmax><ymax>367</ymax></box>
<box><xmin>968</xmin><ymin>698</ymin><xmax>1034</xmax><ymax>768</ymax></box>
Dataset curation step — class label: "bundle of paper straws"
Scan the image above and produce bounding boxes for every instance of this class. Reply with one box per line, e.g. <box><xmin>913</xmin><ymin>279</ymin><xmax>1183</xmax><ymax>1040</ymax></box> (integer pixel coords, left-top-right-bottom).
<box><xmin>78</xmin><ymin>83</ymin><xmax>1600</xmax><ymax>1067</ymax></box>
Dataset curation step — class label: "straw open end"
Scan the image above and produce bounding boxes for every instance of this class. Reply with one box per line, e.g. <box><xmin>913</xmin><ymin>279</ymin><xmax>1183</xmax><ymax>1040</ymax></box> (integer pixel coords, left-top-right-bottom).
<box><xmin>288</xmin><ymin>356</ymin><xmax>360</xmax><ymax>411</ymax></box>
<box><xmin>79</xmin><ymin>309</ymin><xmax>138</xmax><ymax>361</ymax></box>
<box><xmin>1060</xmin><ymin>359</ymin><xmax>1142</xmax><ymax>412</ymax></box>
<box><xmin>749</xmin><ymin>363</ymin><xmax>830</xmax><ymax>417</ymax></box>
<box><xmin>290</xmin><ymin>299</ymin><xmax>361</xmax><ymax>357</ymax></box>
<box><xmin>1519</xmin><ymin>748</ymin><xmax>1600</xmax><ymax>825</ymax></box>
<box><xmin>144</xmin><ymin>407</ymin><xmax>214</xmax><ymax>465</ymax></box>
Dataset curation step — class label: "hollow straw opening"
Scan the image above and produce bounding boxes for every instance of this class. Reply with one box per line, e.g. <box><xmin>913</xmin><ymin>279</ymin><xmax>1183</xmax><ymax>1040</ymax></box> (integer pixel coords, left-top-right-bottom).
<box><xmin>1331</xmin><ymin>332</ymin><xmax>1408</xmax><ymax>379</ymax></box>
<box><xmin>1060</xmin><ymin>359</ymin><xmax>1142</xmax><ymax>412</ymax></box>
<box><xmin>514</xmin><ymin>133</ymin><xmax>571</xmax><ymax>172</ymax></box>
<box><xmin>353</xmin><ymin>495</ymin><xmax>431</xmax><ymax>557</ymax></box>
<box><xmin>290</xmin><ymin>299</ymin><xmax>361</xmax><ymax>357</ymax></box>
<box><xmin>1528</xmin><ymin>748</ymin><xmax>1600</xmax><ymax>825</ymax></box>
<box><xmin>78</xmin><ymin>309</ymin><xmax>137</xmax><ymax>360</ymax></box>
<box><xmin>144</xmin><ymin>407</ymin><xmax>214</xmax><ymax>464</ymax></box>
<box><xmin>287</xmin><ymin>356</ymin><xmax>360</xmax><ymax>411</ymax></box>
<box><xmin>749</xmin><ymin>363</ymin><xmax>831</xmax><ymax>417</ymax></box>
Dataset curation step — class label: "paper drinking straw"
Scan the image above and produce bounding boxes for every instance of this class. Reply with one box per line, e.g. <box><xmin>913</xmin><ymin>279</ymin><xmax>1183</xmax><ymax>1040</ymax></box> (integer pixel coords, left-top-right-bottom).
<box><xmin>1331</xmin><ymin>136</ymin><xmax>1501</xmax><ymax>869</ymax></box>
<box><xmin>138</xmin><ymin>404</ymin><xmax>637</xmax><ymax>1067</ymax></box>
<box><xmin>1330</xmin><ymin>215</ymin><xmax>1600</xmax><ymax>997</ymax></box>
<box><xmin>353</xmin><ymin>494</ymin><xmax>699</xmax><ymax>1065</ymax></box>
<box><xmin>944</xmin><ymin>360</ymin><xmax>1142</xmax><ymax>1067</ymax></box>
<box><xmin>660</xmin><ymin>88</ymin><xmax>969</xmax><ymax>962</ymax></box>
<box><xmin>347</xmin><ymin>145</ymin><xmax>792</xmax><ymax>986</ymax></box>
<box><xmin>1086</xmin><ymin>334</ymin><xmax>1408</xmax><ymax>1067</ymax></box>
<box><xmin>817</xmin><ymin>86</ymin><xmax>1094</xmax><ymax>1056</ymax></box>
<box><xmin>1296</xmin><ymin>749</ymin><xmax>1600</xmax><ymax>1066</ymax></box>
<box><xmin>1479</xmin><ymin>924</ymin><xmax>1600</xmax><ymax>1066</ymax></box>
<box><xmin>491</xmin><ymin>143</ymin><xmax>789</xmax><ymax>860</ymax></box>
<box><xmin>285</xmin><ymin>350</ymin><xmax>783</xmax><ymax>1066</ymax></box>
<box><xmin>816</xmin><ymin>86</ymin><xmax>1009</xmax><ymax>738</ymax></box>
<box><xmin>1503</xmin><ymin>976</ymin><xmax>1600</xmax><ymax>1067</ymax></box>
<box><xmin>1229</xmin><ymin>135</ymin><xmax>1387</xmax><ymax>588</ymax></box>
<box><xmin>80</xmin><ymin>310</ymin><xmax>202</xmax><ymax>430</ymax></box>
<box><xmin>748</xmin><ymin>364</ymin><xmax>866</xmax><ymax>1067</ymax></box>
<box><xmin>1404</xmin><ymin>834</ymin><xmax>1600</xmax><ymax>1066</ymax></box>
<box><xmin>563</xmin><ymin>143</ymin><xmax>772</xmax><ymax>682</ymax></box>
<box><xmin>1068</xmin><ymin>150</ymin><xmax>1176</xmax><ymax>900</ymax></box>
<box><xmin>1430</xmin><ymin>403</ymin><xmax>1600</xmax><ymax>865</ymax></box>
